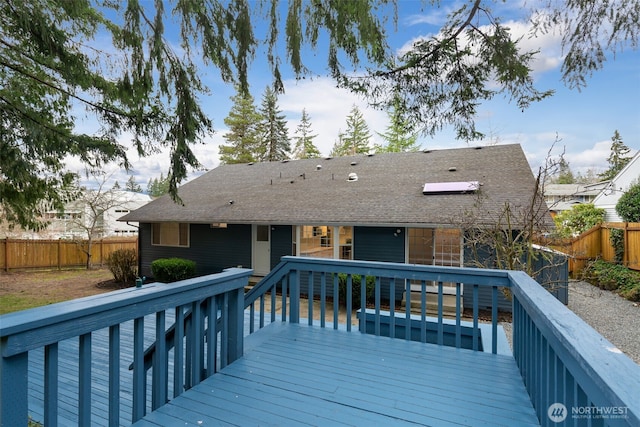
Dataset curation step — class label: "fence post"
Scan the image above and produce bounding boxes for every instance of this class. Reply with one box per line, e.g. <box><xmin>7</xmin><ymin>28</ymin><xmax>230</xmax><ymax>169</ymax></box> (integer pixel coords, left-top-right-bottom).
<box><xmin>3</xmin><ymin>238</ymin><xmax>8</xmax><ymax>272</ymax></box>
<box><xmin>58</xmin><ymin>238</ymin><xmax>62</xmax><ymax>271</ymax></box>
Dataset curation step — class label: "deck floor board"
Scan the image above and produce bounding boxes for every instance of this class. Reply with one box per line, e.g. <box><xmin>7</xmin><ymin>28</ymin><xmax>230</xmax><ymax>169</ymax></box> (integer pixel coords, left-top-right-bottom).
<box><xmin>135</xmin><ymin>322</ymin><xmax>540</xmax><ymax>427</ymax></box>
<box><xmin>27</xmin><ymin>314</ymin><xmax>539</xmax><ymax>426</ymax></box>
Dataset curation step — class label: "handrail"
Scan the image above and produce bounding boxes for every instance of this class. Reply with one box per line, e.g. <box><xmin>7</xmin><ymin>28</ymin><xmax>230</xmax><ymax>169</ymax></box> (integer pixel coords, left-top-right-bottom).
<box><xmin>0</xmin><ymin>267</ymin><xmax>252</xmax><ymax>426</ymax></box>
<box><xmin>510</xmin><ymin>271</ymin><xmax>640</xmax><ymax>426</ymax></box>
<box><xmin>244</xmin><ymin>256</ymin><xmax>511</xmax><ymax>352</ymax></box>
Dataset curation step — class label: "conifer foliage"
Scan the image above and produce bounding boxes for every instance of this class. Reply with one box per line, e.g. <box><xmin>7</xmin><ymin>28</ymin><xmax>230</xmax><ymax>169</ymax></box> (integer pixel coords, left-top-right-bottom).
<box><xmin>292</xmin><ymin>109</ymin><xmax>321</xmax><ymax>159</ymax></box>
<box><xmin>257</xmin><ymin>86</ymin><xmax>290</xmax><ymax>162</ymax></box>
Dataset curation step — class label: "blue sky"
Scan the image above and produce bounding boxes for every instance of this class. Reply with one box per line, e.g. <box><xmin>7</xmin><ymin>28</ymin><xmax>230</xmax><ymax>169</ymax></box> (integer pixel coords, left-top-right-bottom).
<box><xmin>75</xmin><ymin>1</ymin><xmax>639</xmax><ymax>189</ymax></box>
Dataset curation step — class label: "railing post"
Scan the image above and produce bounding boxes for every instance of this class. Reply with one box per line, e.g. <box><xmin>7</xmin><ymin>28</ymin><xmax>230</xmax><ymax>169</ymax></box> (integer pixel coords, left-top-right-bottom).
<box><xmin>289</xmin><ymin>270</ymin><xmax>300</xmax><ymax>324</ymax></box>
<box><xmin>227</xmin><ymin>287</ymin><xmax>245</xmax><ymax>364</ymax></box>
<box><xmin>0</xmin><ymin>345</ymin><xmax>28</xmax><ymax>427</ymax></box>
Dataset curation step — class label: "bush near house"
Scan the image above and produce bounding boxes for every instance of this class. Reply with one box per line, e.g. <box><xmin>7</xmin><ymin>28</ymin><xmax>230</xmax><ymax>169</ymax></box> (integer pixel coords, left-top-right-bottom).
<box><xmin>581</xmin><ymin>259</ymin><xmax>640</xmax><ymax>302</ymax></box>
<box><xmin>106</xmin><ymin>249</ymin><xmax>138</xmax><ymax>284</ymax></box>
<box><xmin>337</xmin><ymin>273</ymin><xmax>376</xmax><ymax>304</ymax></box>
<box><xmin>151</xmin><ymin>258</ymin><xmax>197</xmax><ymax>283</ymax></box>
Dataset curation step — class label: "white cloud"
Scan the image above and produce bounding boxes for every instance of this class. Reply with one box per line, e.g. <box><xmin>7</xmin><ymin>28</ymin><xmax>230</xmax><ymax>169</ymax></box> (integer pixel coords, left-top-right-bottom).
<box><xmin>280</xmin><ymin>77</ymin><xmax>388</xmax><ymax>156</ymax></box>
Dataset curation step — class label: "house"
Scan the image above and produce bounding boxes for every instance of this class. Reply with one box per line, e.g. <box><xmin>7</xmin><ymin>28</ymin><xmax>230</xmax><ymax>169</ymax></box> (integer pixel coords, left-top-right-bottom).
<box><xmin>544</xmin><ymin>182</ymin><xmax>607</xmax><ymax>217</ymax></box>
<box><xmin>24</xmin><ymin>190</ymin><xmax>152</xmax><ymax>239</ymax></box>
<box><xmin>122</xmin><ymin>144</ymin><xmax>555</xmax><ymax>309</ymax></box>
<box><xmin>593</xmin><ymin>151</ymin><xmax>640</xmax><ymax>222</ymax></box>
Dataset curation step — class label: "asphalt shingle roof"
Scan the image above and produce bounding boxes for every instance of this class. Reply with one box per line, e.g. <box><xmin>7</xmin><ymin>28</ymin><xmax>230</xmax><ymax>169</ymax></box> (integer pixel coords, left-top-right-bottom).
<box><xmin>121</xmin><ymin>144</ymin><xmax>549</xmax><ymax>228</ymax></box>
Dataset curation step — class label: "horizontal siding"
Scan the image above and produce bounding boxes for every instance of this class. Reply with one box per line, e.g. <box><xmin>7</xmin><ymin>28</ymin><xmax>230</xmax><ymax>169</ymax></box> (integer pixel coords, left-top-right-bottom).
<box><xmin>139</xmin><ymin>223</ymin><xmax>251</xmax><ymax>279</ymax></box>
<box><xmin>270</xmin><ymin>225</ymin><xmax>293</xmax><ymax>270</ymax></box>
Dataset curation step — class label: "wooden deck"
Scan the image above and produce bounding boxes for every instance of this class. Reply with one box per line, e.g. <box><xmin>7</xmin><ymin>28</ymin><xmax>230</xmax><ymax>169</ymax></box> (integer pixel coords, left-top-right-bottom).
<box><xmin>133</xmin><ymin>322</ymin><xmax>539</xmax><ymax>427</ymax></box>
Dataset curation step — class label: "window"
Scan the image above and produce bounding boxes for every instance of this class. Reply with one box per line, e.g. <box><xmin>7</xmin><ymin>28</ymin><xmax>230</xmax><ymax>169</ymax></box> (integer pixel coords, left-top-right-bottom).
<box><xmin>299</xmin><ymin>225</ymin><xmax>352</xmax><ymax>260</ymax></box>
<box><xmin>152</xmin><ymin>223</ymin><xmax>189</xmax><ymax>247</ymax></box>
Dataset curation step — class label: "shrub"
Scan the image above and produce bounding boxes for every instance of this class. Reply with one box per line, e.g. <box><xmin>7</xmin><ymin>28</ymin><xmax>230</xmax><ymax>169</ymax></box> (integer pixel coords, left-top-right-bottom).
<box><xmin>615</xmin><ymin>182</ymin><xmax>640</xmax><ymax>222</ymax></box>
<box><xmin>553</xmin><ymin>204</ymin><xmax>605</xmax><ymax>238</ymax></box>
<box><xmin>581</xmin><ymin>259</ymin><xmax>640</xmax><ymax>301</ymax></box>
<box><xmin>106</xmin><ymin>249</ymin><xmax>137</xmax><ymax>284</ymax></box>
<box><xmin>337</xmin><ymin>273</ymin><xmax>375</xmax><ymax>305</ymax></box>
<box><xmin>151</xmin><ymin>258</ymin><xmax>196</xmax><ymax>282</ymax></box>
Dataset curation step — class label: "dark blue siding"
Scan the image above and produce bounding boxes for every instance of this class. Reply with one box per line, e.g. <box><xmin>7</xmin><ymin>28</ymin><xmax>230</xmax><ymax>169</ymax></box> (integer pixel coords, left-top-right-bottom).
<box><xmin>139</xmin><ymin>223</ymin><xmax>251</xmax><ymax>279</ymax></box>
<box><xmin>353</xmin><ymin>227</ymin><xmax>405</xmax><ymax>263</ymax></box>
<box><xmin>270</xmin><ymin>225</ymin><xmax>293</xmax><ymax>269</ymax></box>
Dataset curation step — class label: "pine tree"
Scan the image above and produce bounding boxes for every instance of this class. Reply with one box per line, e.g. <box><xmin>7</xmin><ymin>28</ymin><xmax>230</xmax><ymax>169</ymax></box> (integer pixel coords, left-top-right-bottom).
<box><xmin>554</xmin><ymin>158</ymin><xmax>575</xmax><ymax>184</ymax></box>
<box><xmin>374</xmin><ymin>96</ymin><xmax>420</xmax><ymax>153</ymax></box>
<box><xmin>333</xmin><ymin>105</ymin><xmax>371</xmax><ymax>156</ymax></box>
<box><xmin>146</xmin><ymin>173</ymin><xmax>171</xmax><ymax>197</ymax></box>
<box><xmin>292</xmin><ymin>109</ymin><xmax>321</xmax><ymax>159</ymax></box>
<box><xmin>257</xmin><ymin>86</ymin><xmax>290</xmax><ymax>162</ymax></box>
<box><xmin>112</xmin><ymin>181</ymin><xmax>121</xmax><ymax>190</ymax></box>
<box><xmin>219</xmin><ymin>88</ymin><xmax>263</xmax><ymax>164</ymax></box>
<box><xmin>125</xmin><ymin>176</ymin><xmax>143</xmax><ymax>192</ymax></box>
<box><xmin>598</xmin><ymin>130</ymin><xmax>632</xmax><ymax>181</ymax></box>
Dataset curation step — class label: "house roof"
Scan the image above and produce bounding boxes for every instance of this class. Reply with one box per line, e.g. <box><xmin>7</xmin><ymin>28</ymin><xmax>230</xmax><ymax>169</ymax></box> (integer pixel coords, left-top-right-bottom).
<box><xmin>121</xmin><ymin>144</ymin><xmax>551</xmax><ymax>228</ymax></box>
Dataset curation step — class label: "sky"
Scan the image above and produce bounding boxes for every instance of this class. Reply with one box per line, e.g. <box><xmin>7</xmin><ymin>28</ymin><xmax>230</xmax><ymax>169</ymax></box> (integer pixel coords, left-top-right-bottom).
<box><xmin>74</xmin><ymin>1</ymin><xmax>640</xmax><ymax>190</ymax></box>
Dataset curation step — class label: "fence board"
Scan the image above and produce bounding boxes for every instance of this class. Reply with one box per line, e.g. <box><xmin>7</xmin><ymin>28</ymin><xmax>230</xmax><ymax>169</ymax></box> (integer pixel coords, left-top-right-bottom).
<box><xmin>1</xmin><ymin>238</ymin><xmax>137</xmax><ymax>271</ymax></box>
<box><xmin>548</xmin><ymin>222</ymin><xmax>640</xmax><ymax>277</ymax></box>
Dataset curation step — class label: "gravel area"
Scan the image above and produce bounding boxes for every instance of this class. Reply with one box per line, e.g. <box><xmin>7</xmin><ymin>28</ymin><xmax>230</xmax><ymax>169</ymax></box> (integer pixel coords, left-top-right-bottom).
<box><xmin>501</xmin><ymin>281</ymin><xmax>640</xmax><ymax>365</ymax></box>
<box><xmin>567</xmin><ymin>280</ymin><xmax>640</xmax><ymax>364</ymax></box>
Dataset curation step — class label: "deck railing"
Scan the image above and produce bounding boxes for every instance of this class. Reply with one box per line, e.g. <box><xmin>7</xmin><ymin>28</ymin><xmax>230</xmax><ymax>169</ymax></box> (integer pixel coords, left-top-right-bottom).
<box><xmin>2</xmin><ymin>258</ymin><xmax>638</xmax><ymax>426</ymax></box>
<box><xmin>245</xmin><ymin>256</ymin><xmax>510</xmax><ymax>353</ymax></box>
<box><xmin>0</xmin><ymin>267</ymin><xmax>252</xmax><ymax>427</ymax></box>
<box><xmin>246</xmin><ymin>257</ymin><xmax>640</xmax><ymax>427</ymax></box>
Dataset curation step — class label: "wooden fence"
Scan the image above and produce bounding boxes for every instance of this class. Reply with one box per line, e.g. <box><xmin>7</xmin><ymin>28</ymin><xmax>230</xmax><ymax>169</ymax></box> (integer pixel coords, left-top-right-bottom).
<box><xmin>547</xmin><ymin>222</ymin><xmax>640</xmax><ymax>277</ymax></box>
<box><xmin>1</xmin><ymin>238</ymin><xmax>138</xmax><ymax>271</ymax></box>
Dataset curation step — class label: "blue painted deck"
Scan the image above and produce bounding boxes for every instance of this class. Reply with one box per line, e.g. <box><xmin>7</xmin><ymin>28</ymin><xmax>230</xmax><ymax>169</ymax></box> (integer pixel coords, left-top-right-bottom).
<box><xmin>132</xmin><ymin>322</ymin><xmax>539</xmax><ymax>427</ymax></box>
<box><xmin>8</xmin><ymin>259</ymin><xmax>638</xmax><ymax>427</ymax></box>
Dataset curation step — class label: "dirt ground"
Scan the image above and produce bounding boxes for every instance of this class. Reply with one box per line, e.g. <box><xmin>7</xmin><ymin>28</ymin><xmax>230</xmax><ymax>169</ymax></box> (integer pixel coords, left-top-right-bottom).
<box><xmin>0</xmin><ymin>268</ymin><xmax>129</xmax><ymax>314</ymax></box>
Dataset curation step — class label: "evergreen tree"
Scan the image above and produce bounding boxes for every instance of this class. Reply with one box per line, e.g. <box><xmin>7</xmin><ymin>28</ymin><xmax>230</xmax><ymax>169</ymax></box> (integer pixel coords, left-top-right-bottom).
<box><xmin>2</xmin><ymin>1</ymin><xmax>637</xmax><ymax>229</ymax></box>
<box><xmin>257</xmin><ymin>86</ymin><xmax>290</xmax><ymax>161</ymax></box>
<box><xmin>554</xmin><ymin>158</ymin><xmax>575</xmax><ymax>184</ymax></box>
<box><xmin>125</xmin><ymin>176</ymin><xmax>143</xmax><ymax>192</ymax></box>
<box><xmin>292</xmin><ymin>109</ymin><xmax>321</xmax><ymax>159</ymax></box>
<box><xmin>333</xmin><ymin>105</ymin><xmax>371</xmax><ymax>156</ymax></box>
<box><xmin>374</xmin><ymin>96</ymin><xmax>420</xmax><ymax>153</ymax></box>
<box><xmin>219</xmin><ymin>89</ymin><xmax>263</xmax><ymax>164</ymax></box>
<box><xmin>112</xmin><ymin>181</ymin><xmax>121</xmax><ymax>190</ymax></box>
<box><xmin>146</xmin><ymin>173</ymin><xmax>171</xmax><ymax>198</ymax></box>
<box><xmin>598</xmin><ymin>130</ymin><xmax>632</xmax><ymax>181</ymax></box>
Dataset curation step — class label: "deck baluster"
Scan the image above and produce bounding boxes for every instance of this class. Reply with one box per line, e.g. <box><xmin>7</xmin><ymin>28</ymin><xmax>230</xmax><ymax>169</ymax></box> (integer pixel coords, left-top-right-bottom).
<box><xmin>437</xmin><ymin>281</ymin><xmax>444</xmax><ymax>346</ymax></box>
<box><xmin>173</xmin><ymin>306</ymin><xmax>185</xmax><ymax>398</ymax></box>
<box><xmin>79</xmin><ymin>333</ymin><xmax>92</xmax><ymax>425</ymax></box>
<box><xmin>44</xmin><ymin>343</ymin><xmax>58</xmax><ymax>426</ymax></box>
<box><xmin>108</xmin><ymin>324</ymin><xmax>120</xmax><ymax>427</ymax></box>
<box><xmin>152</xmin><ymin>311</ymin><xmax>167</xmax><ymax>410</ymax></box>
<box><xmin>132</xmin><ymin>316</ymin><xmax>145</xmax><ymax>422</ymax></box>
<box><xmin>404</xmin><ymin>279</ymin><xmax>411</xmax><ymax>340</ymax></box>
<box><xmin>420</xmin><ymin>280</ymin><xmax>426</xmax><ymax>343</ymax></box>
<box><xmin>455</xmin><ymin>283</ymin><xmax>461</xmax><ymax>348</ymax></box>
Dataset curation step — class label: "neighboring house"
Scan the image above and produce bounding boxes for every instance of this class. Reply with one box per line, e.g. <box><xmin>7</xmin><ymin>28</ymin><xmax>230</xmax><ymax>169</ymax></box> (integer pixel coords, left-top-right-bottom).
<box><xmin>593</xmin><ymin>152</ymin><xmax>640</xmax><ymax>222</ymax></box>
<box><xmin>122</xmin><ymin>144</ymin><xmax>555</xmax><ymax>310</ymax></box>
<box><xmin>34</xmin><ymin>190</ymin><xmax>152</xmax><ymax>239</ymax></box>
<box><xmin>544</xmin><ymin>182</ymin><xmax>607</xmax><ymax>217</ymax></box>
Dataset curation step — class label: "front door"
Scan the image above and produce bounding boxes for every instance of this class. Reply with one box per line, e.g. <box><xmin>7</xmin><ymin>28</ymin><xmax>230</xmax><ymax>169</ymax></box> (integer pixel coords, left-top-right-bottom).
<box><xmin>253</xmin><ymin>224</ymin><xmax>271</xmax><ymax>275</ymax></box>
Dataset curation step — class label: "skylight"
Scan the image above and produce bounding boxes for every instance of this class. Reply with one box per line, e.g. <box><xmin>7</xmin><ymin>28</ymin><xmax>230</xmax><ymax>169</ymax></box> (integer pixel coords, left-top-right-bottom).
<box><xmin>422</xmin><ymin>181</ymin><xmax>479</xmax><ymax>194</ymax></box>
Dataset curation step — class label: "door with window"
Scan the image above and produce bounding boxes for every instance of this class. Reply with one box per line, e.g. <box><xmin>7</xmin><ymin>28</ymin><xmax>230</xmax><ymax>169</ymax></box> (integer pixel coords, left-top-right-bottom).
<box><xmin>407</xmin><ymin>228</ymin><xmax>462</xmax><ymax>294</ymax></box>
<box><xmin>253</xmin><ymin>225</ymin><xmax>271</xmax><ymax>275</ymax></box>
